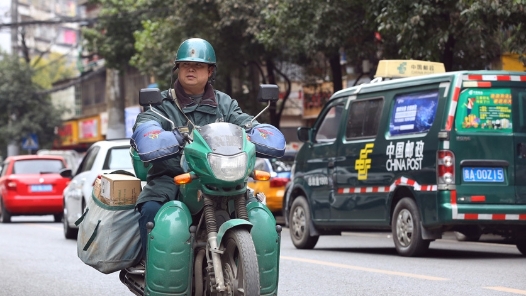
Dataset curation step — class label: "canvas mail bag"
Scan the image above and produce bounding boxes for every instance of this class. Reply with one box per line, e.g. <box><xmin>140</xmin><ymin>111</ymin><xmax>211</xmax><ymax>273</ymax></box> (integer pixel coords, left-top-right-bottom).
<box><xmin>75</xmin><ymin>191</ymin><xmax>141</xmax><ymax>274</ymax></box>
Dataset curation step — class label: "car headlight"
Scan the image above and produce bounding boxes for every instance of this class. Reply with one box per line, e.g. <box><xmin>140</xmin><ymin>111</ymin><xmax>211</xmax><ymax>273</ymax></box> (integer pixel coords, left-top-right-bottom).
<box><xmin>208</xmin><ymin>152</ymin><xmax>247</xmax><ymax>182</ymax></box>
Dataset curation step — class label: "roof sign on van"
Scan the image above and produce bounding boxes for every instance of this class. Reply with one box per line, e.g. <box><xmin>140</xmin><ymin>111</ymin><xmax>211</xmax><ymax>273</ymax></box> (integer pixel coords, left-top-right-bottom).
<box><xmin>375</xmin><ymin>60</ymin><xmax>446</xmax><ymax>78</ymax></box>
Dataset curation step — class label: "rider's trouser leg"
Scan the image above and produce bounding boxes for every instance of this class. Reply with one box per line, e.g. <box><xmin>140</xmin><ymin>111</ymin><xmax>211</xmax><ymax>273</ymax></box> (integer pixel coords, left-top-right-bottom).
<box><xmin>138</xmin><ymin>201</ymin><xmax>163</xmax><ymax>259</ymax></box>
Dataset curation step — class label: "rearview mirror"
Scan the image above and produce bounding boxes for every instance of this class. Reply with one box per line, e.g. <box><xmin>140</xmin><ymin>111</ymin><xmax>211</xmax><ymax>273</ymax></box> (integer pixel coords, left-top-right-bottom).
<box><xmin>60</xmin><ymin>168</ymin><xmax>73</xmax><ymax>179</ymax></box>
<box><xmin>139</xmin><ymin>88</ymin><xmax>163</xmax><ymax>106</ymax></box>
<box><xmin>257</xmin><ymin>84</ymin><xmax>279</xmax><ymax>102</ymax></box>
<box><xmin>297</xmin><ymin>127</ymin><xmax>310</xmax><ymax>143</ymax></box>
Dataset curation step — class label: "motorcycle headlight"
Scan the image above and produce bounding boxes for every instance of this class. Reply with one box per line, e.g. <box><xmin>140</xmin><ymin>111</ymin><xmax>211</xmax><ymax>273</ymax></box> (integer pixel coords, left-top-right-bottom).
<box><xmin>208</xmin><ymin>152</ymin><xmax>247</xmax><ymax>181</ymax></box>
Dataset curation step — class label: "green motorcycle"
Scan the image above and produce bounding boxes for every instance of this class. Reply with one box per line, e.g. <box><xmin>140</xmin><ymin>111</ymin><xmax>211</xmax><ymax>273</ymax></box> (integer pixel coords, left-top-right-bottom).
<box><xmin>121</xmin><ymin>85</ymin><xmax>282</xmax><ymax>296</ymax></box>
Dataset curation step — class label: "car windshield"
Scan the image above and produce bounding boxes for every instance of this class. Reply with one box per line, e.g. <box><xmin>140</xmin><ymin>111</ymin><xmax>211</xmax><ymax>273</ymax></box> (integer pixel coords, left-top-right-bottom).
<box><xmin>13</xmin><ymin>159</ymin><xmax>65</xmax><ymax>174</ymax></box>
<box><xmin>103</xmin><ymin>147</ymin><xmax>133</xmax><ymax>170</ymax></box>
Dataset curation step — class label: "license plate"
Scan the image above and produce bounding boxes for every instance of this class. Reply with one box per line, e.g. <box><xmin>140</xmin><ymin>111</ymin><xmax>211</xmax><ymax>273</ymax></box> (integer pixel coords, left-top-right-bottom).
<box><xmin>462</xmin><ymin>167</ymin><xmax>504</xmax><ymax>183</ymax></box>
<box><xmin>30</xmin><ymin>184</ymin><xmax>53</xmax><ymax>192</ymax></box>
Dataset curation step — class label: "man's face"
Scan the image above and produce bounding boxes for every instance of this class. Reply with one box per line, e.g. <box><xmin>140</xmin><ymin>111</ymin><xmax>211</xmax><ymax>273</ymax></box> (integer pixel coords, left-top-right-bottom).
<box><xmin>178</xmin><ymin>62</ymin><xmax>213</xmax><ymax>95</ymax></box>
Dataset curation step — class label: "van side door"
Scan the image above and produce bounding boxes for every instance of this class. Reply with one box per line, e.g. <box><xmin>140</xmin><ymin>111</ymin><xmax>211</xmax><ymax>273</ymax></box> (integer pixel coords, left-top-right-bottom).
<box><xmin>300</xmin><ymin>100</ymin><xmax>346</xmax><ymax>221</ymax></box>
<box><xmin>331</xmin><ymin>97</ymin><xmax>386</xmax><ymax>223</ymax></box>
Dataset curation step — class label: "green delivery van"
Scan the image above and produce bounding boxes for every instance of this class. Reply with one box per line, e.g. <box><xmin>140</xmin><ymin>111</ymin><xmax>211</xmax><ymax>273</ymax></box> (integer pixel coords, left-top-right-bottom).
<box><xmin>284</xmin><ymin>60</ymin><xmax>526</xmax><ymax>257</ymax></box>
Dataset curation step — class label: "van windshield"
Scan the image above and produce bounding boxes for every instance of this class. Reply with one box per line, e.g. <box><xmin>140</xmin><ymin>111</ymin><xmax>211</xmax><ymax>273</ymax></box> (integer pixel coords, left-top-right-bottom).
<box><xmin>455</xmin><ymin>88</ymin><xmax>513</xmax><ymax>133</ymax></box>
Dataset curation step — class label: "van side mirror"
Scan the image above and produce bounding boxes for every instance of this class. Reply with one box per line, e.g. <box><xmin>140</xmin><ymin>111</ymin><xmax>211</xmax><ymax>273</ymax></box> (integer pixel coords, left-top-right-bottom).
<box><xmin>257</xmin><ymin>84</ymin><xmax>279</xmax><ymax>102</ymax></box>
<box><xmin>297</xmin><ymin>127</ymin><xmax>310</xmax><ymax>143</ymax></box>
<box><xmin>139</xmin><ymin>88</ymin><xmax>163</xmax><ymax>106</ymax></box>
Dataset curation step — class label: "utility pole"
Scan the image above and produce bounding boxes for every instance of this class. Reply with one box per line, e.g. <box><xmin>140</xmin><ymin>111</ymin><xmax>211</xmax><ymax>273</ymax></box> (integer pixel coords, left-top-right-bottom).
<box><xmin>105</xmin><ymin>68</ymin><xmax>126</xmax><ymax>139</ymax></box>
<box><xmin>7</xmin><ymin>0</ymin><xmax>19</xmax><ymax>156</ymax></box>
<box><xmin>10</xmin><ymin>0</ymin><xmax>17</xmax><ymax>53</ymax></box>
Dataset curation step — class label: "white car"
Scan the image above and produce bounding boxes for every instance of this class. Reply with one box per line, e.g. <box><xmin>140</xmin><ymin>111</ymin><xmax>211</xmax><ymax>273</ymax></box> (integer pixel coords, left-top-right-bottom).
<box><xmin>61</xmin><ymin>139</ymin><xmax>135</xmax><ymax>239</ymax></box>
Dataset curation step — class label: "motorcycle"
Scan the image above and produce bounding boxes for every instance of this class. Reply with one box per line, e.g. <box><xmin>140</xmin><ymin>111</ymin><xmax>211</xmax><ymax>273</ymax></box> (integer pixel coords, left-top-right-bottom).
<box><xmin>121</xmin><ymin>85</ymin><xmax>282</xmax><ymax>296</ymax></box>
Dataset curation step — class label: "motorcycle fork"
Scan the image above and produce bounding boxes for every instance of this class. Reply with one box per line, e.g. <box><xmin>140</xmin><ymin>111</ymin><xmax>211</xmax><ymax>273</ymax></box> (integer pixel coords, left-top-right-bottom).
<box><xmin>202</xmin><ymin>194</ymin><xmax>248</xmax><ymax>293</ymax></box>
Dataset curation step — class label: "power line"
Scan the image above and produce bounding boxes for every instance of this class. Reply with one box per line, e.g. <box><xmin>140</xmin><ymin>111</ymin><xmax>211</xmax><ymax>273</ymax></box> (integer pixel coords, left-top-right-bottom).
<box><xmin>0</xmin><ymin>7</ymin><xmax>172</xmax><ymax>28</ymax></box>
<box><xmin>0</xmin><ymin>16</ymin><xmax>98</xmax><ymax>28</ymax></box>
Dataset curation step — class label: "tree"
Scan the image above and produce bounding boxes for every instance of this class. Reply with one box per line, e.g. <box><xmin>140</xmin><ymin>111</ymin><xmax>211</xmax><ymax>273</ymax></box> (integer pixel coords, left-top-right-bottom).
<box><xmin>131</xmin><ymin>0</ymin><xmax>290</xmax><ymax>126</ymax></box>
<box><xmin>259</xmin><ymin>0</ymin><xmax>377</xmax><ymax>93</ymax></box>
<box><xmin>81</xmin><ymin>0</ymin><xmax>146</xmax><ymax>139</ymax></box>
<box><xmin>31</xmin><ymin>52</ymin><xmax>77</xmax><ymax>89</ymax></box>
<box><xmin>0</xmin><ymin>52</ymin><xmax>64</xmax><ymax>156</ymax></box>
<box><xmin>371</xmin><ymin>0</ymin><xmax>526</xmax><ymax>71</ymax></box>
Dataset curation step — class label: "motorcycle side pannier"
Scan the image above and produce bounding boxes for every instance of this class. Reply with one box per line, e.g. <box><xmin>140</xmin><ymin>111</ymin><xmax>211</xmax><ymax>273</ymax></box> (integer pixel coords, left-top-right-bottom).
<box><xmin>75</xmin><ymin>178</ymin><xmax>141</xmax><ymax>274</ymax></box>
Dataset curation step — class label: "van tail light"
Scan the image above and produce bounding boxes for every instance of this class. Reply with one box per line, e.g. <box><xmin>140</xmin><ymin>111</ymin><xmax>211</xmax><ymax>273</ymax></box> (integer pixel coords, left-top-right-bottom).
<box><xmin>270</xmin><ymin>177</ymin><xmax>290</xmax><ymax>188</ymax></box>
<box><xmin>437</xmin><ymin>150</ymin><xmax>455</xmax><ymax>185</ymax></box>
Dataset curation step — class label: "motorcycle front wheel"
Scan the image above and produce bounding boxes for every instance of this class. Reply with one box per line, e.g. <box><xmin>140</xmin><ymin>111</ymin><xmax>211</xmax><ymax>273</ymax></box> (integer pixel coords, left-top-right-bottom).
<box><xmin>220</xmin><ymin>229</ymin><xmax>260</xmax><ymax>296</ymax></box>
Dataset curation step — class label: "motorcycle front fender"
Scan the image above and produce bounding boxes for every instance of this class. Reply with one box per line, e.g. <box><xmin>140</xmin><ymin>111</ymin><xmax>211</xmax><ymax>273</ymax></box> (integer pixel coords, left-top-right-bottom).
<box><xmin>247</xmin><ymin>201</ymin><xmax>281</xmax><ymax>296</ymax></box>
<box><xmin>145</xmin><ymin>200</ymin><xmax>193</xmax><ymax>296</ymax></box>
<box><xmin>216</xmin><ymin>219</ymin><xmax>253</xmax><ymax>246</ymax></box>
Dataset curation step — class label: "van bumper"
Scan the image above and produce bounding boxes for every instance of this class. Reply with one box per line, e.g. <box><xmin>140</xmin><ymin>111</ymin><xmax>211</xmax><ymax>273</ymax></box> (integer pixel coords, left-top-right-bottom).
<box><xmin>436</xmin><ymin>192</ymin><xmax>526</xmax><ymax>225</ymax></box>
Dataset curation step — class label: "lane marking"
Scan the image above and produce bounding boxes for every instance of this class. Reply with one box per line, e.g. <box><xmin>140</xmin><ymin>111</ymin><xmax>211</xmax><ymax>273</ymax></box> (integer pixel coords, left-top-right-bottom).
<box><xmin>28</xmin><ymin>224</ymin><xmax>61</xmax><ymax>231</ymax></box>
<box><xmin>280</xmin><ymin>256</ymin><xmax>449</xmax><ymax>281</ymax></box>
<box><xmin>485</xmin><ymin>287</ymin><xmax>526</xmax><ymax>295</ymax></box>
<box><xmin>342</xmin><ymin>232</ymin><xmax>516</xmax><ymax>248</ymax></box>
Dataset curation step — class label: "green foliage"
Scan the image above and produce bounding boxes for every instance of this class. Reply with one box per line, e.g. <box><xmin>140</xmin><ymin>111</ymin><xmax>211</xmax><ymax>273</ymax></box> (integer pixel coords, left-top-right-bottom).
<box><xmin>260</xmin><ymin>0</ymin><xmax>377</xmax><ymax>80</ymax></box>
<box><xmin>0</xmin><ymin>52</ymin><xmax>64</xmax><ymax>154</ymax></box>
<box><xmin>130</xmin><ymin>0</ymin><xmax>272</xmax><ymax>115</ymax></box>
<box><xmin>372</xmin><ymin>0</ymin><xmax>526</xmax><ymax>70</ymax></box>
<box><xmin>31</xmin><ymin>52</ymin><xmax>77</xmax><ymax>89</ymax></box>
<box><xmin>82</xmin><ymin>0</ymin><xmax>147</xmax><ymax>70</ymax></box>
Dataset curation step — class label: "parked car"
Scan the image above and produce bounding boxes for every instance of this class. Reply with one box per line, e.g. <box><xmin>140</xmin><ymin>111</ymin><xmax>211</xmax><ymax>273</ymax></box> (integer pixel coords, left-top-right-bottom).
<box><xmin>61</xmin><ymin>139</ymin><xmax>135</xmax><ymax>239</ymax></box>
<box><xmin>0</xmin><ymin>155</ymin><xmax>70</xmax><ymax>223</ymax></box>
<box><xmin>37</xmin><ymin>149</ymin><xmax>82</xmax><ymax>174</ymax></box>
<box><xmin>248</xmin><ymin>150</ymin><xmax>296</xmax><ymax>214</ymax></box>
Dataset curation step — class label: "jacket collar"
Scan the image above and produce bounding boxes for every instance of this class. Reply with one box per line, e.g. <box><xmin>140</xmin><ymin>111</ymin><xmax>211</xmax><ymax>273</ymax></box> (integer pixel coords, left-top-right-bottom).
<box><xmin>174</xmin><ymin>80</ymin><xmax>217</xmax><ymax>108</ymax></box>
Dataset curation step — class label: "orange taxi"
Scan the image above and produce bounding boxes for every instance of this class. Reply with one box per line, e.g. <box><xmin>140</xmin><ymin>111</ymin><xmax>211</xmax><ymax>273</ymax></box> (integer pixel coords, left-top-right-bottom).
<box><xmin>248</xmin><ymin>153</ymin><xmax>295</xmax><ymax>214</ymax></box>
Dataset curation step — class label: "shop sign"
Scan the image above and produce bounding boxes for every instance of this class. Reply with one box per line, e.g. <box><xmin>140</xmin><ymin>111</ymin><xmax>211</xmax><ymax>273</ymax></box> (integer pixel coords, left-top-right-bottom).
<box><xmin>79</xmin><ymin>116</ymin><xmax>103</xmax><ymax>143</ymax></box>
<box><xmin>302</xmin><ymin>82</ymin><xmax>333</xmax><ymax>119</ymax></box>
<box><xmin>57</xmin><ymin>120</ymin><xmax>79</xmax><ymax>146</ymax></box>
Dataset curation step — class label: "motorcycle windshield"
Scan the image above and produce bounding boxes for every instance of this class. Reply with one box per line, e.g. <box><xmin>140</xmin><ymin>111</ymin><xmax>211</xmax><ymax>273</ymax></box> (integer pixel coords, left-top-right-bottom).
<box><xmin>198</xmin><ymin>122</ymin><xmax>244</xmax><ymax>155</ymax></box>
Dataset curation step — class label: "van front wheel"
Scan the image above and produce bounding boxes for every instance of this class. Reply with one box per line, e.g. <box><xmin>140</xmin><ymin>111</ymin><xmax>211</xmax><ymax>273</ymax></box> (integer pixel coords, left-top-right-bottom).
<box><xmin>392</xmin><ymin>197</ymin><xmax>430</xmax><ymax>257</ymax></box>
<box><xmin>289</xmin><ymin>196</ymin><xmax>319</xmax><ymax>249</ymax></box>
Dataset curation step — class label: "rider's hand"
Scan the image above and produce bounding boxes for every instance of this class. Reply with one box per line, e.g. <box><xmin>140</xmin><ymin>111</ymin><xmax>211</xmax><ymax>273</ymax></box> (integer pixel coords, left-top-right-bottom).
<box><xmin>131</xmin><ymin>120</ymin><xmax>185</xmax><ymax>162</ymax></box>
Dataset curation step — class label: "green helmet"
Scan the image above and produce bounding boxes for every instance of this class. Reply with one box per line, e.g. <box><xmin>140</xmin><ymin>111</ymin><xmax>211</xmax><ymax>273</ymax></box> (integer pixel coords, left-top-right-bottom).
<box><xmin>175</xmin><ymin>38</ymin><xmax>217</xmax><ymax>65</ymax></box>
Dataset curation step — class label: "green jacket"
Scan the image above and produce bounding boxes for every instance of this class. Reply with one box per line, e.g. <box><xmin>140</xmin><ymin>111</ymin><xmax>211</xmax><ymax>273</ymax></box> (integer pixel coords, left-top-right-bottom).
<box><xmin>133</xmin><ymin>85</ymin><xmax>257</xmax><ymax>206</ymax></box>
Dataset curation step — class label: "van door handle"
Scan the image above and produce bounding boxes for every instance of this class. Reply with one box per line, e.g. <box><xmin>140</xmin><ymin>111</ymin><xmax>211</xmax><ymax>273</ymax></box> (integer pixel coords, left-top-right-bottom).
<box><xmin>519</xmin><ymin>143</ymin><xmax>526</xmax><ymax>158</ymax></box>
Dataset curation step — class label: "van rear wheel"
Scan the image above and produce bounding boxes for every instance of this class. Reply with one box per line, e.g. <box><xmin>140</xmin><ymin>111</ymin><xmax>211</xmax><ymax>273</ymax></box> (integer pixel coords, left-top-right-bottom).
<box><xmin>392</xmin><ymin>197</ymin><xmax>430</xmax><ymax>257</ymax></box>
<box><xmin>289</xmin><ymin>196</ymin><xmax>319</xmax><ymax>249</ymax></box>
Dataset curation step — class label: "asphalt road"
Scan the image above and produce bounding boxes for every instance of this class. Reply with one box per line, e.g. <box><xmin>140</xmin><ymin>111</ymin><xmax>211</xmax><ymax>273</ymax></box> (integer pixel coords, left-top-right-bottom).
<box><xmin>1</xmin><ymin>215</ymin><xmax>525</xmax><ymax>296</ymax></box>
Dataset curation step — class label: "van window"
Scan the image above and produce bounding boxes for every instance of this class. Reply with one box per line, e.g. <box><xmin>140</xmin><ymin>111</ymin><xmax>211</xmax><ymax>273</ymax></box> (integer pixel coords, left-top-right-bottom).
<box><xmin>455</xmin><ymin>88</ymin><xmax>512</xmax><ymax>133</ymax></box>
<box><xmin>389</xmin><ymin>91</ymin><xmax>439</xmax><ymax>136</ymax></box>
<box><xmin>346</xmin><ymin>98</ymin><xmax>383</xmax><ymax>139</ymax></box>
<box><xmin>315</xmin><ymin>104</ymin><xmax>344</xmax><ymax>142</ymax></box>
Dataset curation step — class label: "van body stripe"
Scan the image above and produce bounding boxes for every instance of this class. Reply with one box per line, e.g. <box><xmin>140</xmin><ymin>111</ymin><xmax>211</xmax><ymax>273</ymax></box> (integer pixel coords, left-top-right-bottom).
<box><xmin>338</xmin><ymin>183</ymin><xmax>525</xmax><ymax>221</ymax></box>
